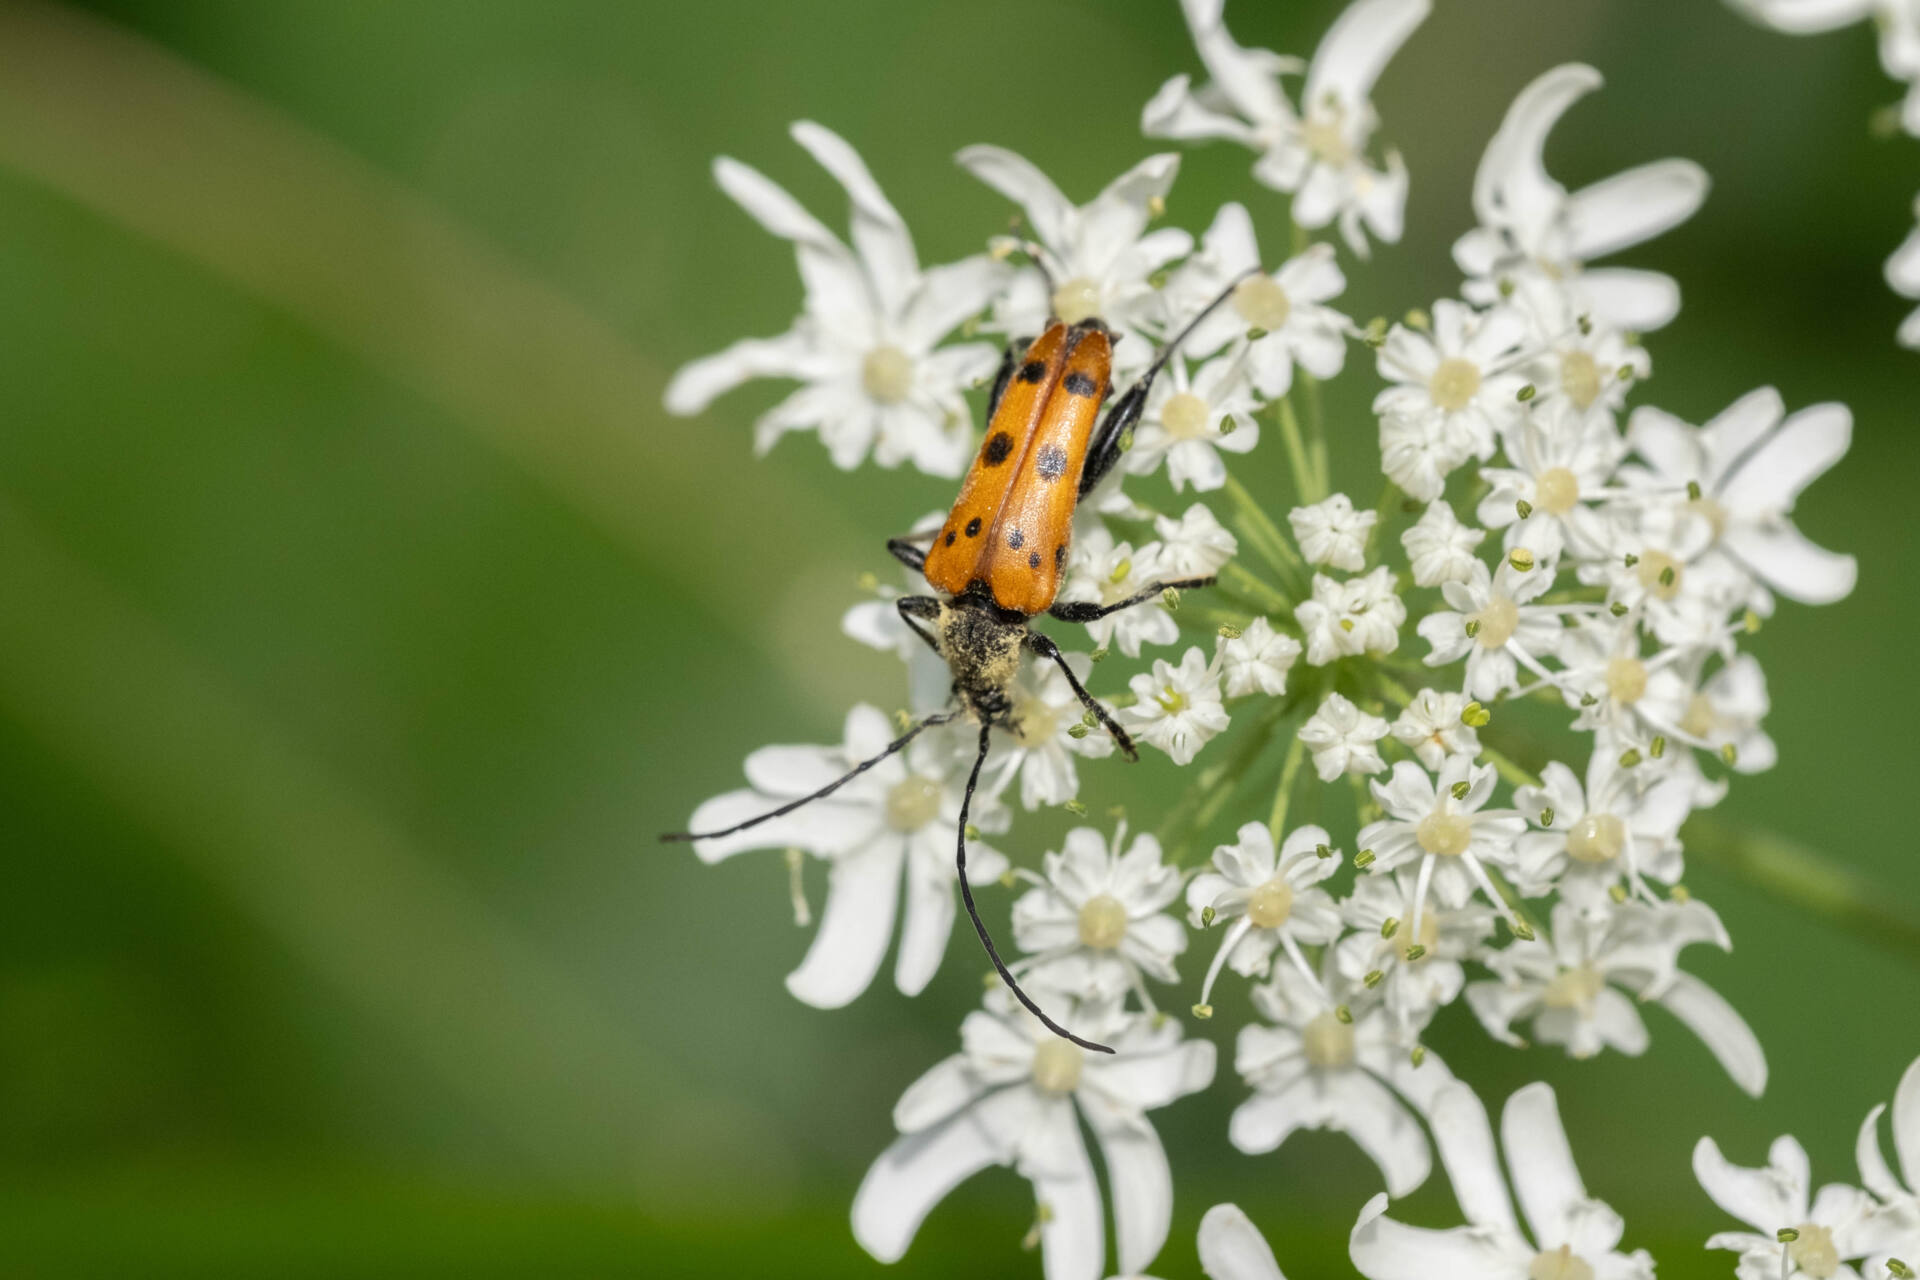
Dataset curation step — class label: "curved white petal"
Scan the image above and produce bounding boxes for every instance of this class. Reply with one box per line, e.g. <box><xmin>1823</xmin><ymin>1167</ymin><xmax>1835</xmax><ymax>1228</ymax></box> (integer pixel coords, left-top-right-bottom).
<box><xmin>1141</xmin><ymin>73</ymin><xmax>1263</xmax><ymax>145</ymax></box>
<box><xmin>1693</xmin><ymin>1134</ymin><xmax>1805</xmax><ymax>1231</ymax></box>
<box><xmin>1028</xmin><ymin>1102</ymin><xmax>1106</xmax><ymax>1280</ymax></box>
<box><xmin>1887</xmin><ymin>225</ymin><xmax>1920</xmax><ymax>297</ymax></box>
<box><xmin>1473</xmin><ymin>64</ymin><xmax>1601</xmax><ymax>232</ymax></box>
<box><xmin>1199</xmin><ymin>1203</ymin><xmax>1288</xmax><ymax>1280</ymax></box>
<box><xmin>1086</xmin><ymin>1100</ymin><xmax>1175</xmax><ymax>1275</ymax></box>
<box><xmin>1429</xmin><ymin>1081</ymin><xmax>1520</xmax><ymax>1235</ymax></box>
<box><xmin>791</xmin><ymin>121</ymin><xmax>919</xmax><ymax>315</ymax></box>
<box><xmin>895</xmin><ymin>1054</ymin><xmax>988</xmax><ymax>1133</ymax></box>
<box><xmin>1577</xmin><ymin>267</ymin><xmax>1681</xmax><ymax>331</ymax></box>
<box><xmin>1327</xmin><ymin>1072</ymin><xmax>1433</xmax><ymax>1197</ymax></box>
<box><xmin>1892</xmin><ymin>1053</ymin><xmax>1920</xmax><ymax>1192</ymax></box>
<box><xmin>685</xmin><ymin>792</ymin><xmax>880</xmax><ymax>862</ymax></box>
<box><xmin>1720</xmin><ymin>523</ymin><xmax>1857</xmax><ymax>605</ymax></box>
<box><xmin>956</xmin><ymin>145</ymin><xmax>1076</xmax><ymax>253</ymax></box>
<box><xmin>853</xmin><ymin>1085</ymin><xmax>1024</xmax><ymax>1262</ymax></box>
<box><xmin>895</xmin><ymin>843</ymin><xmax>957</xmax><ymax>997</ymax></box>
<box><xmin>1855</xmin><ymin>1103</ymin><xmax>1903</xmax><ymax>1203</ymax></box>
<box><xmin>1306</xmin><ymin>0</ymin><xmax>1431</xmax><ymax>114</ymax></box>
<box><xmin>1734</xmin><ymin>0</ymin><xmax>1877</xmax><ymax>33</ymax></box>
<box><xmin>1567</xmin><ymin>159</ymin><xmax>1709</xmax><ymax>261</ymax></box>
<box><xmin>663</xmin><ymin>330</ymin><xmax>820</xmax><ymax>415</ymax></box>
<box><xmin>1719</xmin><ymin>402</ymin><xmax>1850</xmax><ymax>514</ymax></box>
<box><xmin>784</xmin><ymin>844</ymin><xmax>902</xmax><ymax>1007</ymax></box>
<box><xmin>714</xmin><ymin>155</ymin><xmax>843</xmax><ymax>251</ymax></box>
<box><xmin>1501</xmin><ymin>1082</ymin><xmax>1586</xmax><ymax>1247</ymax></box>
<box><xmin>1656</xmin><ymin>972</ymin><xmax>1767</xmax><ymax>1098</ymax></box>
<box><xmin>1349</xmin><ymin>1193</ymin><xmax>1519</xmax><ymax>1280</ymax></box>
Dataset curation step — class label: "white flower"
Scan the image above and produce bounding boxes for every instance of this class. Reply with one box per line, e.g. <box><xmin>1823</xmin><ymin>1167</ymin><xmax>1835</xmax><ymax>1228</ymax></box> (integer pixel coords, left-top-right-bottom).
<box><xmin>1552</xmin><ymin>616</ymin><xmax>1695</xmax><ymax>747</ymax></box>
<box><xmin>1378</xmin><ymin>407</ymin><xmax>1470</xmax><ymax>502</ymax></box>
<box><xmin>1511</xmin><ymin>753</ymin><xmax>1695</xmax><ymax>907</ymax></box>
<box><xmin>1476</xmin><ymin>398</ymin><xmax>1625</xmax><ymax>563</ymax></box>
<box><xmin>958</xmin><ymin>146</ymin><xmax>1190</xmax><ymax>370</ymax></box>
<box><xmin>1217</xmin><ymin>616</ymin><xmax>1303</xmax><ymax>697</ymax></box>
<box><xmin>1350</xmin><ymin>1081</ymin><xmax>1656</xmax><ymax>1280</ymax></box>
<box><xmin>1295</xmin><ymin>568</ymin><xmax>1405</xmax><ymax>665</ymax></box>
<box><xmin>1358</xmin><ymin>757</ymin><xmax>1526</xmax><ymax>921</ymax></box>
<box><xmin>1164</xmin><ymin>201</ymin><xmax>1351</xmax><ymax>398</ymax></box>
<box><xmin>1454</xmin><ymin>64</ymin><xmax>1709</xmax><ymax>332</ymax></box>
<box><xmin>1576</xmin><ymin>503</ymin><xmax>1748</xmax><ymax>651</ymax></box>
<box><xmin>1012</xmin><ymin>825</ymin><xmax>1188</xmax><ymax>1001</ymax></box>
<box><xmin>1232</xmin><ymin>955</ymin><xmax>1455</xmax><ymax>1197</ymax></box>
<box><xmin>1155</xmin><ymin>502</ymin><xmax>1241</xmax><ymax>578</ymax></box>
<box><xmin>1058</xmin><ymin>526</ymin><xmax>1179</xmax><ymax>657</ymax></box>
<box><xmin>1402</xmin><ymin>501</ymin><xmax>1487</xmax><ymax>587</ymax></box>
<box><xmin>1119</xmin><ymin>646</ymin><xmax>1230</xmax><ymax>765</ymax></box>
<box><xmin>1144</xmin><ymin>0</ymin><xmax>1431</xmax><ymax>256</ymax></box>
<box><xmin>853</xmin><ymin>992</ymin><xmax>1215</xmax><ymax>1280</ymax></box>
<box><xmin>1299</xmin><ymin>692</ymin><xmax>1390</xmax><ymax>781</ymax></box>
<box><xmin>685</xmin><ymin>704</ymin><xmax>1008</xmax><ymax>1007</ymax></box>
<box><xmin>1508</xmin><ymin>274</ymin><xmax>1650</xmax><ymax>421</ymax></box>
<box><xmin>1734</xmin><ymin>1</ymin><xmax>1920</xmax><ymax>135</ymax></box>
<box><xmin>1468</xmin><ymin>900</ymin><xmax>1767</xmax><ymax>1096</ymax></box>
<box><xmin>1416</xmin><ymin>559</ymin><xmax>1561</xmax><ymax>701</ymax></box>
<box><xmin>1187</xmin><ymin>822</ymin><xmax>1345</xmax><ymax>1009</ymax></box>
<box><xmin>664</xmin><ymin>122</ymin><xmax>1003</xmax><ymax>476</ymax></box>
<box><xmin>1889</xmin><ymin>202</ymin><xmax>1920</xmax><ymax>349</ymax></box>
<box><xmin>1389</xmin><ymin>687</ymin><xmax>1482</xmax><ymax>770</ymax></box>
<box><xmin>1335</xmin><ymin>871</ymin><xmax>1495</xmax><ymax>1037</ymax></box>
<box><xmin>1856</xmin><ymin>1055</ymin><xmax>1920</xmax><ymax>1237</ymax></box>
<box><xmin>1194</xmin><ymin>1204</ymin><xmax>1293</xmax><ymax>1280</ymax></box>
<box><xmin>1126</xmin><ymin>350</ymin><xmax>1263</xmax><ymax>492</ymax></box>
<box><xmin>1695</xmin><ymin>1129</ymin><xmax>1904</xmax><ymax>1280</ymax></box>
<box><xmin>1624</xmin><ymin>387</ymin><xmax>1858</xmax><ymax>606</ymax></box>
<box><xmin>988</xmin><ymin>651</ymin><xmax>1115</xmax><ymax>810</ymax></box>
<box><xmin>1678</xmin><ymin>654</ymin><xmax>1777</xmax><ymax>774</ymax></box>
<box><xmin>1375</xmin><ymin>301</ymin><xmax>1532</xmax><ymax>463</ymax></box>
<box><xmin>1290</xmin><ymin>492</ymin><xmax>1377</xmax><ymax>571</ymax></box>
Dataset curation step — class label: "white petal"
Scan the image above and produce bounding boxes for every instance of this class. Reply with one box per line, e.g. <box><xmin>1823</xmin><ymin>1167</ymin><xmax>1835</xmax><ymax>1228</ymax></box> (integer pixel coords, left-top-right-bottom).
<box><xmin>1719</xmin><ymin>402</ymin><xmax>1850</xmax><ymax>514</ymax></box>
<box><xmin>1567</xmin><ymin>159</ymin><xmax>1710</xmax><ymax>261</ymax></box>
<box><xmin>790</xmin><ymin>121</ymin><xmax>919</xmax><ymax>315</ymax></box>
<box><xmin>1326</xmin><ymin>1071</ymin><xmax>1434</xmax><ymax>1197</ymax></box>
<box><xmin>1736</xmin><ymin>0</ymin><xmax>1877</xmax><ymax>32</ymax></box>
<box><xmin>852</xmin><ymin>1086</ymin><xmax>1022</xmax><ymax>1262</ymax></box>
<box><xmin>1720</xmin><ymin>523</ymin><xmax>1857</xmax><ymax>605</ymax></box>
<box><xmin>1031</xmin><ymin>1104</ymin><xmax>1106</xmax><ymax>1280</ymax></box>
<box><xmin>1306</xmin><ymin>0</ymin><xmax>1431</xmax><ymax>113</ymax></box>
<box><xmin>1893</xmin><ymin>1054</ymin><xmax>1920</xmax><ymax>1195</ymax></box>
<box><xmin>895</xmin><ymin>844</ymin><xmax>957</xmax><ymax>997</ymax></box>
<box><xmin>1429</xmin><ymin>1081</ymin><xmax>1520</xmax><ymax>1235</ymax></box>
<box><xmin>715</xmin><ymin>155</ymin><xmax>843</xmax><ymax>250</ymax></box>
<box><xmin>1855</xmin><ymin>1103</ymin><xmax>1903</xmax><ymax>1203</ymax></box>
<box><xmin>1656</xmin><ymin>972</ymin><xmax>1767</xmax><ymax>1098</ymax></box>
<box><xmin>785</xmin><ymin>844</ymin><xmax>901</xmax><ymax>1008</ymax></box>
<box><xmin>686</xmin><ymin>791</ymin><xmax>879</xmax><ymax>861</ymax></box>
<box><xmin>1473</xmin><ymin>64</ymin><xmax>1600</xmax><ymax>232</ymax></box>
<box><xmin>1578</xmin><ymin>267</ymin><xmax>1681</xmax><ymax>331</ymax></box>
<box><xmin>1349</xmin><ymin>1194</ymin><xmax>1518</xmax><ymax>1280</ymax></box>
<box><xmin>900</xmin><ymin>257</ymin><xmax>1007</xmax><ymax>348</ymax></box>
<box><xmin>1141</xmin><ymin>73</ymin><xmax>1261</xmax><ymax>145</ymax></box>
<box><xmin>1086</xmin><ymin>1101</ymin><xmax>1175</xmax><ymax>1275</ymax></box>
<box><xmin>1887</xmin><ymin>225</ymin><xmax>1920</xmax><ymax>296</ymax></box>
<box><xmin>1692</xmin><ymin>1134</ymin><xmax>1805</xmax><ymax>1231</ymax></box>
<box><xmin>663</xmin><ymin>330</ymin><xmax>819</xmax><ymax>414</ymax></box>
<box><xmin>956</xmin><ymin>145</ymin><xmax>1076</xmax><ymax>252</ymax></box>
<box><xmin>895</xmin><ymin>1054</ymin><xmax>988</xmax><ymax>1133</ymax></box>
<box><xmin>1501</xmin><ymin>1082</ymin><xmax>1586</xmax><ymax>1247</ymax></box>
<box><xmin>1198</xmin><ymin>1203</ymin><xmax>1287</xmax><ymax>1280</ymax></box>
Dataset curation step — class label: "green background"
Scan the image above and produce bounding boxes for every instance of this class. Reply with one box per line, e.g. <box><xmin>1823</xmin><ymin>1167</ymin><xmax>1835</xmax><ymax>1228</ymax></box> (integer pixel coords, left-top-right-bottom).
<box><xmin>0</xmin><ymin>0</ymin><xmax>1914</xmax><ymax>1275</ymax></box>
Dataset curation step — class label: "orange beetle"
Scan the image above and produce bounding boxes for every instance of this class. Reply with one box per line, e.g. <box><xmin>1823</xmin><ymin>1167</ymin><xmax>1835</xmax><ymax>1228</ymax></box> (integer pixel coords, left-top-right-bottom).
<box><xmin>668</xmin><ymin>277</ymin><xmax>1250</xmax><ymax>1051</ymax></box>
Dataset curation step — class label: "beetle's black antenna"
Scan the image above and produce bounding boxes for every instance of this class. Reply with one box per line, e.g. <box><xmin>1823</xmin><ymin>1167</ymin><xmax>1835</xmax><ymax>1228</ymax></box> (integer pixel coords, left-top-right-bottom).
<box><xmin>954</xmin><ymin>720</ymin><xmax>1115</xmax><ymax>1055</ymax></box>
<box><xmin>1012</xmin><ymin>232</ymin><xmax>1058</xmax><ymax>307</ymax></box>
<box><xmin>1142</xmin><ymin>267</ymin><xmax>1263</xmax><ymax>381</ymax></box>
<box><xmin>662</xmin><ymin>710</ymin><xmax>960</xmax><ymax>843</ymax></box>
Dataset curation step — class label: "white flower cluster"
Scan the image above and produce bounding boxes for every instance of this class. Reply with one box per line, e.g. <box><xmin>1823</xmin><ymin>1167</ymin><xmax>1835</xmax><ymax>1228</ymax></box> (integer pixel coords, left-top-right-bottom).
<box><xmin>664</xmin><ymin>4</ymin><xmax>1869</xmax><ymax>1279</ymax></box>
<box><xmin>1734</xmin><ymin>0</ymin><xmax>1920</xmax><ymax>348</ymax></box>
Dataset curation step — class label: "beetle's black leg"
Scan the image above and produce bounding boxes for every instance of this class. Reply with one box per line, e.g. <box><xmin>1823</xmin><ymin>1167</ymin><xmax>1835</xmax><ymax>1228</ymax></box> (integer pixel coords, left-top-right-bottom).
<box><xmin>953</xmin><ymin>719</ymin><xmax>1113</xmax><ymax>1054</ymax></box>
<box><xmin>662</xmin><ymin>709</ymin><xmax>959</xmax><ymax>843</ymax></box>
<box><xmin>1024</xmin><ymin>630</ymin><xmax>1136</xmax><ymax>761</ymax></box>
<box><xmin>1048</xmin><ymin>576</ymin><xmax>1217</xmax><ymax>623</ymax></box>
<box><xmin>887</xmin><ymin>534</ymin><xmax>934</xmax><ymax>574</ymax></box>
<box><xmin>896</xmin><ymin>594</ymin><xmax>943</xmax><ymax>657</ymax></box>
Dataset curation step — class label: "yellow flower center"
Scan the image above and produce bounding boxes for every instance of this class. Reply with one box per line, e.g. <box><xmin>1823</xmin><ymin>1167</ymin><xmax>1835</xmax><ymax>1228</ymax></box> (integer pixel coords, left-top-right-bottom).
<box><xmin>1416</xmin><ymin>811</ymin><xmax>1473</xmax><ymax>858</ymax></box>
<box><xmin>1246</xmin><ymin>877</ymin><xmax>1295</xmax><ymax>929</ymax></box>
<box><xmin>1160</xmin><ymin>391</ymin><xmax>1212</xmax><ymax>440</ymax></box>
<box><xmin>1301</xmin><ymin>1009</ymin><xmax>1356</xmax><ymax>1069</ymax></box>
<box><xmin>1300</xmin><ymin>112</ymin><xmax>1354</xmax><ymax>167</ymax></box>
<box><xmin>1052</xmin><ymin>277</ymin><xmax>1103</xmax><ymax>326</ymax></box>
<box><xmin>1687</xmin><ymin>496</ymin><xmax>1727</xmax><ymax>539</ymax></box>
<box><xmin>1636</xmin><ymin>549</ymin><xmax>1684</xmax><ymax>601</ymax></box>
<box><xmin>1472</xmin><ymin>595</ymin><xmax>1520</xmax><ymax>649</ymax></box>
<box><xmin>1542</xmin><ymin>965</ymin><xmax>1605</xmax><ymax>1010</ymax></box>
<box><xmin>1679</xmin><ymin>692</ymin><xmax>1718</xmax><ymax>740</ymax></box>
<box><xmin>1529</xmin><ymin>1244</ymin><xmax>1596</xmax><ymax>1280</ymax></box>
<box><xmin>1233</xmin><ymin>275</ymin><xmax>1293</xmax><ymax>331</ymax></box>
<box><xmin>885</xmin><ymin>775</ymin><xmax>943</xmax><ymax>832</ymax></box>
<box><xmin>1429</xmin><ymin>357</ymin><xmax>1483</xmax><ymax>411</ymax></box>
<box><xmin>861</xmin><ymin>344</ymin><xmax>915</xmax><ymax>404</ymax></box>
<box><xmin>1565</xmin><ymin>813</ymin><xmax>1627</xmax><ymax>865</ymax></box>
<box><xmin>1787</xmin><ymin>1224</ymin><xmax>1839</xmax><ymax>1279</ymax></box>
<box><xmin>1535</xmin><ymin>466</ymin><xmax>1580</xmax><ymax>516</ymax></box>
<box><xmin>1154</xmin><ymin>683</ymin><xmax>1189</xmax><ymax>714</ymax></box>
<box><xmin>1030</xmin><ymin>1038</ymin><xmax>1084</xmax><ymax>1095</ymax></box>
<box><xmin>1078</xmin><ymin>894</ymin><xmax>1129</xmax><ymax>950</ymax></box>
<box><xmin>1559</xmin><ymin>350</ymin><xmax>1603</xmax><ymax>411</ymax></box>
<box><xmin>1605</xmin><ymin>656</ymin><xmax>1648</xmax><ymax>705</ymax></box>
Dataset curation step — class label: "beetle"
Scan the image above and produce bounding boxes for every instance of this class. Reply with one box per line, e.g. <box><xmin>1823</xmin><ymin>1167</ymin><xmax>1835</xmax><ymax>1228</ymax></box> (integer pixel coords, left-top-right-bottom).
<box><xmin>666</xmin><ymin>273</ymin><xmax>1252</xmax><ymax>1052</ymax></box>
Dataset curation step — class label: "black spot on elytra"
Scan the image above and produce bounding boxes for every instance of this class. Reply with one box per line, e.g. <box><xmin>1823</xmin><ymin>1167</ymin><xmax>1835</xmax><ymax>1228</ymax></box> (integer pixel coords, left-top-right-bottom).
<box><xmin>1063</xmin><ymin>372</ymin><xmax>1098</xmax><ymax>397</ymax></box>
<box><xmin>1036</xmin><ymin>444</ymin><xmax>1069</xmax><ymax>481</ymax></box>
<box><xmin>1007</xmin><ymin>527</ymin><xmax>1024</xmax><ymax>550</ymax></box>
<box><xmin>982</xmin><ymin>431</ymin><xmax>1014</xmax><ymax>465</ymax></box>
<box><xmin>965</xmin><ymin>517</ymin><xmax>982</xmax><ymax>537</ymax></box>
<box><xmin>1054</xmin><ymin>544</ymin><xmax>1067</xmax><ymax>570</ymax></box>
<box><xmin>944</xmin><ymin>530</ymin><xmax>957</xmax><ymax>547</ymax></box>
<box><xmin>1028</xmin><ymin>551</ymin><xmax>1042</xmax><ymax>569</ymax></box>
<box><xmin>1018</xmin><ymin>360</ymin><xmax>1047</xmax><ymax>383</ymax></box>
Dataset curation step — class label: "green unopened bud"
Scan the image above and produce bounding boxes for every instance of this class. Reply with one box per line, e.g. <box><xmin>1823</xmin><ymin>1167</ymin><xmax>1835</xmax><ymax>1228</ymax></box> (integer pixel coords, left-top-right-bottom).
<box><xmin>1722</xmin><ymin>742</ymin><xmax>1739</xmax><ymax>766</ymax></box>
<box><xmin>1579</xmin><ymin>692</ymin><xmax>1598</xmax><ymax>707</ymax></box>
<box><xmin>1148</xmin><ymin>268</ymin><xmax>1170</xmax><ymax>289</ymax></box>
<box><xmin>1885</xmin><ymin>1258</ymin><xmax>1913</xmax><ymax>1280</ymax></box>
<box><xmin>1364</xmin><ymin>969</ymin><xmax>1384</xmax><ymax>988</ymax></box>
<box><xmin>1619</xmin><ymin>748</ymin><xmax>1643</xmax><ymax>768</ymax></box>
<box><xmin>1777</xmin><ymin>1228</ymin><xmax>1800</xmax><ymax>1245</ymax></box>
<box><xmin>1517</xmin><ymin>384</ymin><xmax>1537</xmax><ymax>402</ymax></box>
<box><xmin>1410</xmin><ymin>1044</ymin><xmax>1428</xmax><ymax>1066</ymax></box>
<box><xmin>999</xmin><ymin>868</ymin><xmax>1017</xmax><ymax>889</ymax></box>
<box><xmin>1067</xmin><ymin>723</ymin><xmax>1090</xmax><ymax>739</ymax></box>
<box><xmin>1671</xmin><ymin>884</ymin><xmax>1691</xmax><ymax>903</ymax></box>
<box><xmin>1339</xmin><ymin>617</ymin><xmax>1355</xmax><ymax>632</ymax></box>
<box><xmin>964</xmin><ymin>824</ymin><xmax>981</xmax><ymax>841</ymax></box>
<box><xmin>1356</xmin><ymin>849</ymin><xmax>1376</xmax><ymax>869</ymax></box>
<box><xmin>1609</xmin><ymin>883</ymin><xmax>1629</xmax><ymax>904</ymax></box>
<box><xmin>857</xmin><ymin>571</ymin><xmax>880</xmax><ymax>591</ymax></box>
<box><xmin>1119</xmin><ymin>427</ymin><xmax>1135</xmax><ymax>453</ymax></box>
<box><xmin>1509</xmin><ymin>548</ymin><xmax>1536</xmax><ymax>571</ymax></box>
<box><xmin>1623</xmin><ymin>552</ymin><xmax>1640</xmax><ymax>568</ymax></box>
<box><xmin>1658</xmin><ymin>565</ymin><xmax>1676</xmax><ymax>588</ymax></box>
<box><xmin>1363</xmin><ymin>317</ymin><xmax>1389</xmax><ymax>347</ymax></box>
<box><xmin>1516</xmin><ymin>499</ymin><xmax>1534</xmax><ymax>519</ymax></box>
<box><xmin>1743</xmin><ymin>609</ymin><xmax>1761</xmax><ymax>634</ymax></box>
<box><xmin>1201</xmin><ymin>906</ymin><xmax>1217</xmax><ymax>928</ymax></box>
<box><xmin>1381</xmin><ymin>916</ymin><xmax>1400</xmax><ymax>939</ymax></box>
<box><xmin>1315</xmin><ymin>843</ymin><xmax>1333</xmax><ymax>860</ymax></box>
<box><xmin>1686</xmin><ymin>480</ymin><xmax>1703</xmax><ymax>501</ymax></box>
<box><xmin>1616</xmin><ymin>363</ymin><xmax>1635</xmax><ymax>381</ymax></box>
<box><xmin>1335</xmin><ymin>1004</ymin><xmax>1353</xmax><ymax>1024</ymax></box>
<box><xmin>1246</xmin><ymin>326</ymin><xmax>1268</xmax><ymax>341</ymax></box>
<box><xmin>894</xmin><ymin>708</ymin><xmax>915</xmax><ymax>731</ymax></box>
<box><xmin>1577</xmin><ymin>313</ymin><xmax>1593</xmax><ymax>336</ymax></box>
<box><xmin>1450</xmin><ymin>780</ymin><xmax>1471</xmax><ymax>801</ymax></box>
<box><xmin>1512</xmin><ymin>920</ymin><xmax>1536</xmax><ymax>941</ymax></box>
<box><xmin>1405</xmin><ymin>944</ymin><xmax>1427</xmax><ymax>962</ymax></box>
<box><xmin>1081</xmin><ymin>709</ymin><xmax>1099</xmax><ymax>727</ymax></box>
<box><xmin>1650</xmin><ymin>735</ymin><xmax>1668</xmax><ymax>759</ymax></box>
<box><xmin>1461</xmin><ymin>701</ymin><xmax>1491</xmax><ymax>728</ymax></box>
<box><xmin>1401</xmin><ymin>497</ymin><xmax>1422</xmax><ymax>513</ymax></box>
<box><xmin>1497</xmin><ymin>276</ymin><xmax>1515</xmax><ymax>298</ymax></box>
<box><xmin>1217</xmin><ymin>623</ymin><xmax>1243</xmax><ymax>640</ymax></box>
<box><xmin>1192</xmin><ymin>1002</ymin><xmax>1214</xmax><ymax>1020</ymax></box>
<box><xmin>1464</xmin><ymin>618</ymin><xmax>1482</xmax><ymax>639</ymax></box>
<box><xmin>1109</xmin><ymin>558</ymin><xmax>1133</xmax><ymax>585</ymax></box>
<box><xmin>1218</xmin><ymin>418</ymin><xmax>1238</xmax><ymax>437</ymax></box>
<box><xmin>1147</xmin><ymin>194</ymin><xmax>1166</xmax><ymax>220</ymax></box>
<box><xmin>1609</xmin><ymin>602</ymin><xmax>1628</xmax><ymax>617</ymax></box>
<box><xmin>1065</xmin><ymin>800</ymin><xmax>1089</xmax><ymax>816</ymax></box>
<box><xmin>1162</xmin><ymin>587</ymin><xmax>1183</xmax><ymax>611</ymax></box>
<box><xmin>1089</xmin><ymin>647</ymin><xmax>1109</xmax><ymax>663</ymax></box>
<box><xmin>1405</xmin><ymin>308</ymin><xmax>1430</xmax><ymax>331</ymax></box>
<box><xmin>1539</xmin><ymin>806</ymin><xmax>1555</xmax><ymax>827</ymax></box>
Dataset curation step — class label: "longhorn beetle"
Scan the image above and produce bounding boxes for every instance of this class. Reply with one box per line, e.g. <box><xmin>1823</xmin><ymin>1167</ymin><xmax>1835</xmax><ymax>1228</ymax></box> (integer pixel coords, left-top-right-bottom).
<box><xmin>665</xmin><ymin>270</ymin><xmax>1254</xmax><ymax>1052</ymax></box>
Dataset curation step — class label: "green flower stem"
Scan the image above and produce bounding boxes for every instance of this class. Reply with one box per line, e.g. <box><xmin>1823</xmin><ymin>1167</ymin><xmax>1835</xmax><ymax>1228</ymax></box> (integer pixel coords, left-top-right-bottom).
<box><xmin>1679</xmin><ymin>816</ymin><xmax>1920</xmax><ymax>967</ymax></box>
<box><xmin>1267</xmin><ymin>731</ymin><xmax>1309</xmax><ymax>841</ymax></box>
<box><xmin>1223</xmin><ymin>472</ymin><xmax>1308</xmax><ymax>589</ymax></box>
<box><xmin>1158</xmin><ymin>695</ymin><xmax>1296</xmax><ymax>861</ymax></box>
<box><xmin>1301</xmin><ymin>372</ymin><xmax>1331</xmax><ymax>500</ymax></box>
<box><xmin>1484</xmin><ymin>866</ymin><xmax>1544</xmax><ymax>942</ymax></box>
<box><xmin>1219</xmin><ymin>561</ymin><xmax>1294</xmax><ymax>616</ymax></box>
<box><xmin>1479</xmin><ymin>741</ymin><xmax>1544</xmax><ymax>790</ymax></box>
<box><xmin>1363</xmin><ymin>480</ymin><xmax>1399</xmax><ymax>559</ymax></box>
<box><xmin>1277</xmin><ymin>396</ymin><xmax>1327</xmax><ymax>506</ymax></box>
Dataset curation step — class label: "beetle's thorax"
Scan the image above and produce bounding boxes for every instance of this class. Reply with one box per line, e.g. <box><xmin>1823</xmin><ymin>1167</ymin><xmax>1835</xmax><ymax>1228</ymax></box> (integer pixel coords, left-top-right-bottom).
<box><xmin>937</xmin><ymin>590</ymin><xmax>1028</xmax><ymax>725</ymax></box>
